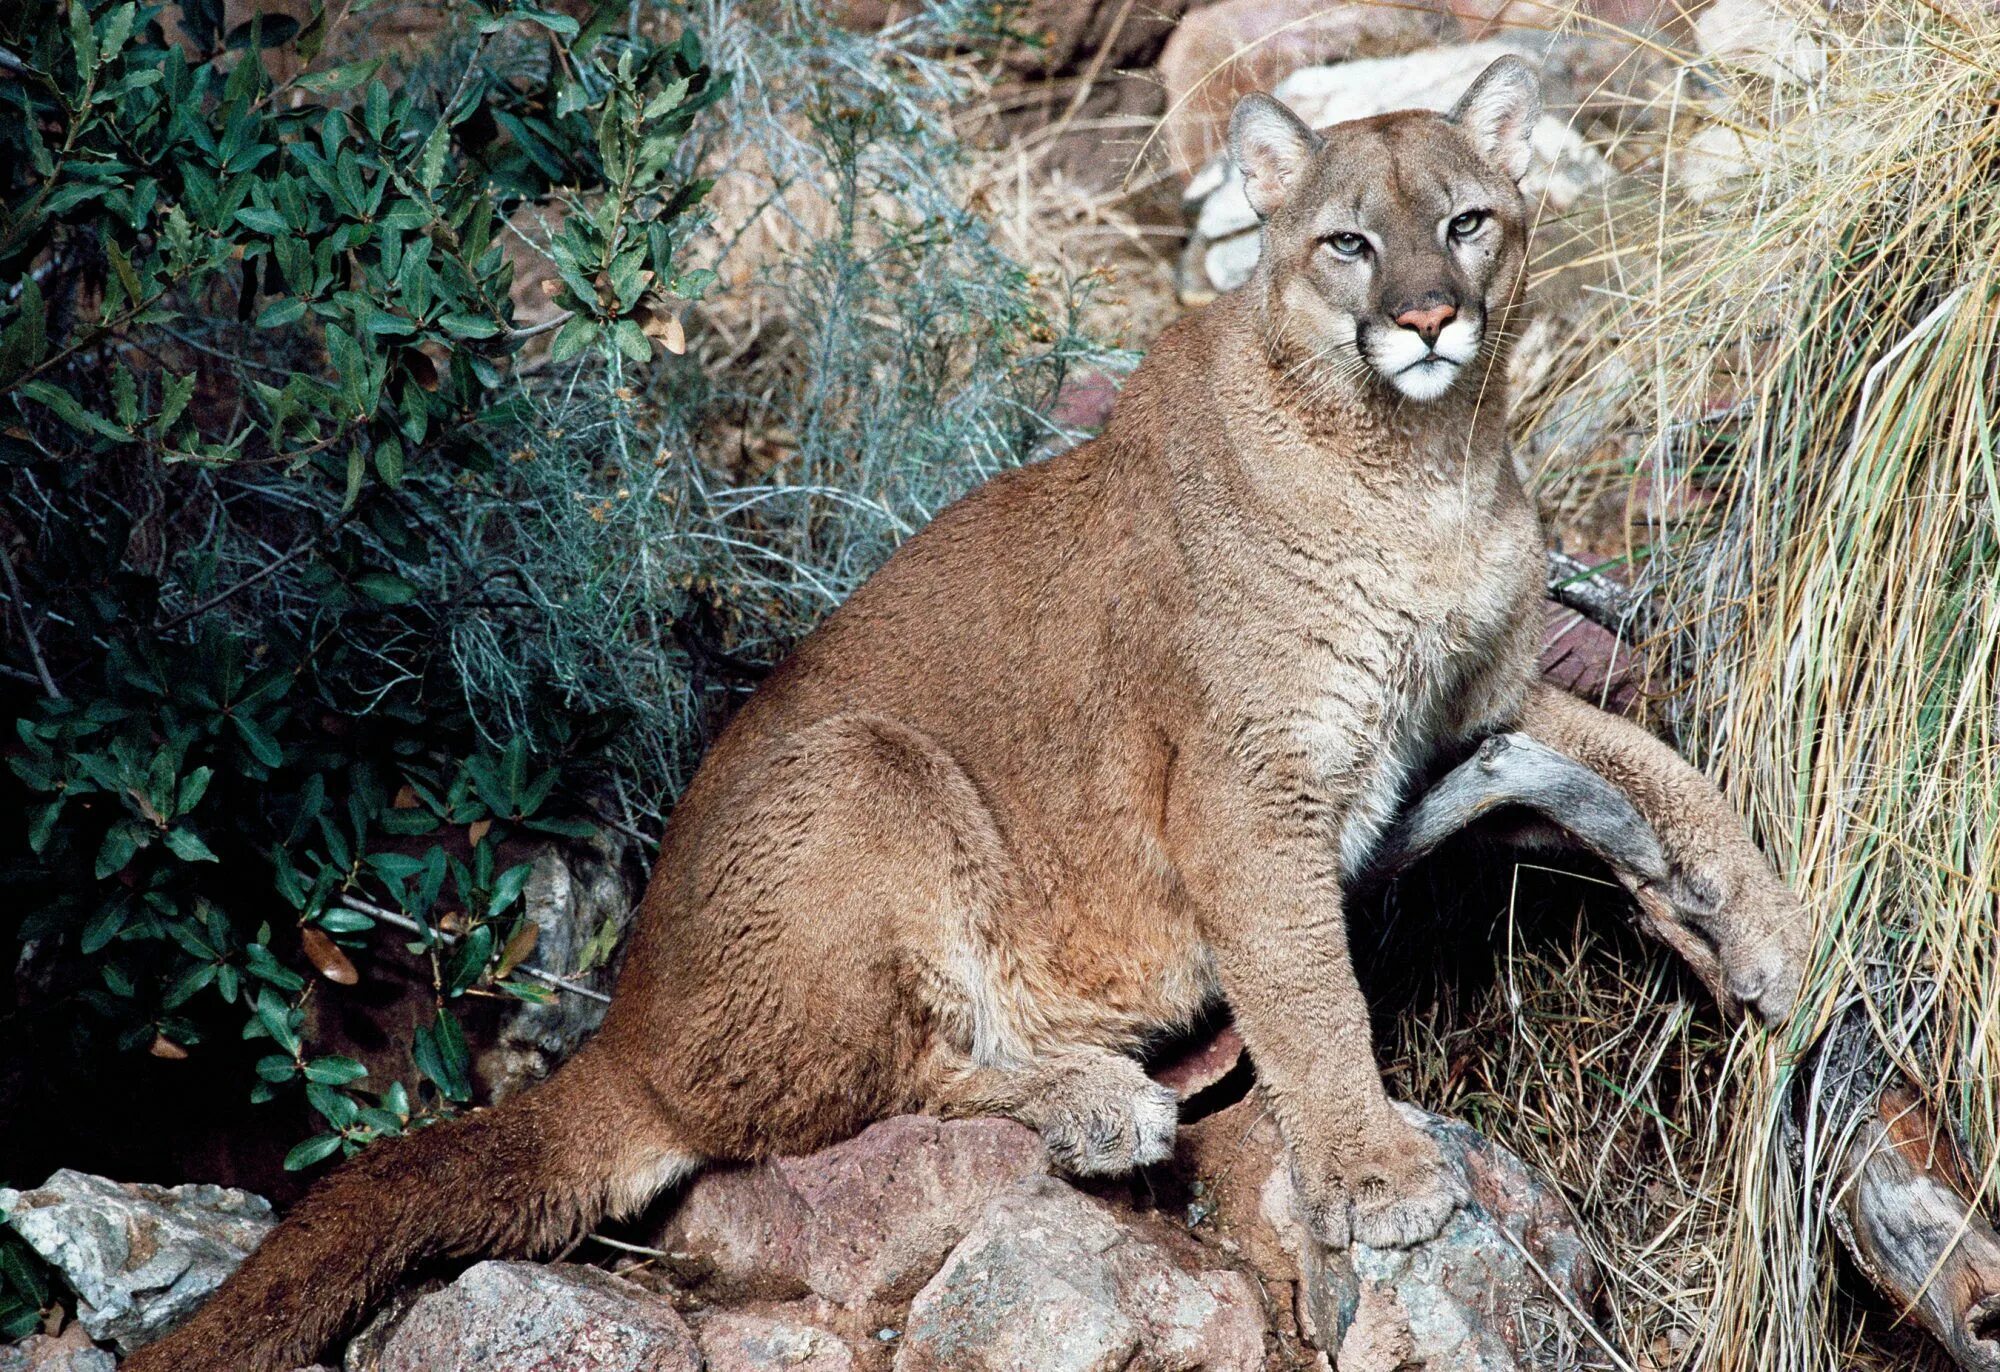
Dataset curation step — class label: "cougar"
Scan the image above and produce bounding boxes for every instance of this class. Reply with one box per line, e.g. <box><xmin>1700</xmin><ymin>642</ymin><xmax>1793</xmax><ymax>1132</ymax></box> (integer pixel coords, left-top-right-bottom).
<box><xmin>128</xmin><ymin>58</ymin><xmax>1808</xmax><ymax>1371</ymax></box>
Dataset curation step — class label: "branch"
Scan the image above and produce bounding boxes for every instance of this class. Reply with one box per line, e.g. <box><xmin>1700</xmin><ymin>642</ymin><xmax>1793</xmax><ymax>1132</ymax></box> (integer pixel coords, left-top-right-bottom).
<box><xmin>336</xmin><ymin>894</ymin><xmax>611</xmax><ymax>1005</ymax></box>
<box><xmin>0</xmin><ymin>545</ymin><xmax>63</xmax><ymax>700</ymax></box>
<box><xmin>1545</xmin><ymin>549</ymin><xmax>1643</xmax><ymax>637</ymax></box>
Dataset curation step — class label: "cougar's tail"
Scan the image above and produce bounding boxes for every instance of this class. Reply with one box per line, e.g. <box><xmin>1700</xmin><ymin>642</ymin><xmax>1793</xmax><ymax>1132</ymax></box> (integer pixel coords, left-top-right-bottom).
<box><xmin>123</xmin><ymin>1042</ymin><xmax>694</xmax><ymax>1372</ymax></box>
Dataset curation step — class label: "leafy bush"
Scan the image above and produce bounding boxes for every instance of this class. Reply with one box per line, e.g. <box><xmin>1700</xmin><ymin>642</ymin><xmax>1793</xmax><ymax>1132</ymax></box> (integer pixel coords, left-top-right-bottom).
<box><xmin>0</xmin><ymin>0</ymin><xmax>721</xmax><ymax>1170</ymax></box>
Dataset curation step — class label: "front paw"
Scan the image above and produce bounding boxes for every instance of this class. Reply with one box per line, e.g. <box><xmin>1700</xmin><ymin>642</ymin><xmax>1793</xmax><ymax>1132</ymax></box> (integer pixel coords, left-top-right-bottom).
<box><xmin>1295</xmin><ymin>1119</ymin><xmax>1468</xmax><ymax>1251</ymax></box>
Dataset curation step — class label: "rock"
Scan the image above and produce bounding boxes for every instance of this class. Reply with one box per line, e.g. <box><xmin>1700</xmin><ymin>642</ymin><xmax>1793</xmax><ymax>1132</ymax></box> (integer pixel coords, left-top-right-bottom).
<box><xmin>1156</xmin><ymin>0</ymin><xmax>1460</xmax><ymax>174</ymax></box>
<box><xmin>894</xmin><ymin>1176</ymin><xmax>1266</xmax><ymax>1372</ymax></box>
<box><xmin>0</xmin><ymin>1325</ymin><xmax>116</xmax><ymax>1372</ymax></box>
<box><xmin>1298</xmin><ymin>1105</ymin><xmax>1602</xmax><ymax>1370</ymax></box>
<box><xmin>370</xmin><ymin>1261</ymin><xmax>698</xmax><ymax>1372</ymax></box>
<box><xmin>1181</xmin><ymin>41</ymin><xmax>1617</xmax><ymax>295</ymax></box>
<box><xmin>659</xmin><ymin>1116</ymin><xmax>1049</xmax><ymax>1315</ymax></box>
<box><xmin>1540</xmin><ymin>601</ymin><xmax>1640</xmax><ymax>715</ymax></box>
<box><xmin>1693</xmin><ymin>0</ymin><xmax>1825</xmax><ymax>85</ymax></box>
<box><xmin>694</xmin><ymin>1310</ymin><xmax>858</xmax><ymax>1372</ymax></box>
<box><xmin>1152</xmin><ymin>1023</ymin><xmax>1248</xmax><ymax>1099</ymax></box>
<box><xmin>476</xmin><ymin>831</ymin><xmax>636</xmax><ymax>1100</ymax></box>
<box><xmin>1176</xmin><ymin>1095</ymin><xmax>1602</xmax><ymax>1369</ymax></box>
<box><xmin>0</xmin><ymin>1170</ymin><xmax>275</xmax><ymax>1353</ymax></box>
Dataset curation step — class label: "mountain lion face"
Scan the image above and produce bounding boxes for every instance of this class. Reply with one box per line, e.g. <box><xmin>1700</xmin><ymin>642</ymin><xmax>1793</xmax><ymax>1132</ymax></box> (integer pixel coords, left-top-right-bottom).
<box><xmin>1229</xmin><ymin>58</ymin><xmax>1541</xmax><ymax>404</ymax></box>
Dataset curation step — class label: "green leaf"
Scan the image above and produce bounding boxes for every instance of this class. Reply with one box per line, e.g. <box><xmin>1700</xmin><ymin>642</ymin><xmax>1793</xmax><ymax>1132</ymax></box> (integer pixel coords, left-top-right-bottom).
<box><xmin>355</xmin><ymin>571</ymin><xmax>418</xmax><ymax>605</ymax></box>
<box><xmin>612</xmin><ymin>318</ymin><xmax>652</xmax><ymax>363</ymax></box>
<box><xmin>302</xmin><ymin>1055</ymin><xmax>369</xmax><ymax>1086</ymax></box>
<box><xmin>413</xmin><ymin>1007</ymin><xmax>471</xmax><ymax>1101</ymax></box>
<box><xmin>18</xmin><ymin>381</ymin><xmax>129</xmax><ymax>441</ymax></box>
<box><xmin>80</xmin><ymin>903</ymin><xmax>128</xmax><ymax>954</ymax></box>
<box><xmin>548</xmin><ymin>316</ymin><xmax>598</xmax><ymax>363</ymax></box>
<box><xmin>257</xmin><ymin>297</ymin><xmax>307</xmax><ymax>328</ymax></box>
<box><xmin>226</xmin><ymin>14</ymin><xmax>303</xmax><ymax>48</ymax></box>
<box><xmin>283</xmin><ymin>1133</ymin><xmax>343</xmax><ymax>1171</ymax></box>
<box><xmin>438</xmin><ymin>312</ymin><xmax>500</xmax><ymax>339</ymax></box>
<box><xmin>175</xmin><ymin>765</ymin><xmax>214</xmax><ymax>816</ymax></box>
<box><xmin>444</xmin><ymin>923</ymin><xmax>494</xmax><ymax>995</ymax></box>
<box><xmin>233</xmin><ymin>714</ymin><xmax>284</xmax><ymax>768</ymax></box>
<box><xmin>233</xmin><ymin>206</ymin><xmax>289</xmax><ymax>236</ymax></box>
<box><xmin>294</xmin><ymin>59</ymin><xmax>380</xmax><ymax>94</ymax></box>
<box><xmin>255</xmin><ymin>1053</ymin><xmax>299</xmax><ymax>1082</ymax></box>
<box><xmin>95</xmin><ymin>819</ymin><xmax>149</xmax><ymax>880</ymax></box>
<box><xmin>163</xmin><ymin>827</ymin><xmax>220</xmax><ymax>862</ymax></box>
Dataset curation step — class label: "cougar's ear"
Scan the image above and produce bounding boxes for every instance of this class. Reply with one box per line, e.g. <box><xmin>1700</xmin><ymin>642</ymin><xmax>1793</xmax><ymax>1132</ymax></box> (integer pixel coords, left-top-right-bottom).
<box><xmin>1229</xmin><ymin>93</ymin><xmax>1319</xmax><ymax>219</ymax></box>
<box><xmin>1450</xmin><ymin>56</ymin><xmax>1542</xmax><ymax>182</ymax></box>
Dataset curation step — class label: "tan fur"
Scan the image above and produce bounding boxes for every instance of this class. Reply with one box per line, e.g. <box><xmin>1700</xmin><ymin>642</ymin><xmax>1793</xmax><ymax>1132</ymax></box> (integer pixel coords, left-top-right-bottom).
<box><xmin>127</xmin><ymin>61</ymin><xmax>1808</xmax><ymax>1372</ymax></box>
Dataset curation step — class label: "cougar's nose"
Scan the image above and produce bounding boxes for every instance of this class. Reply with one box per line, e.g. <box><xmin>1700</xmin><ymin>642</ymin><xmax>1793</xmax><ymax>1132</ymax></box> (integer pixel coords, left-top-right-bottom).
<box><xmin>1394</xmin><ymin>302</ymin><xmax>1457</xmax><ymax>347</ymax></box>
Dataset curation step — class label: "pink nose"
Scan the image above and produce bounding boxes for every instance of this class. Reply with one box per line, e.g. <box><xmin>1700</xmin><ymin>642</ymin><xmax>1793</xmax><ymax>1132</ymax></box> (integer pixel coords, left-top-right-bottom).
<box><xmin>1394</xmin><ymin>303</ymin><xmax>1457</xmax><ymax>346</ymax></box>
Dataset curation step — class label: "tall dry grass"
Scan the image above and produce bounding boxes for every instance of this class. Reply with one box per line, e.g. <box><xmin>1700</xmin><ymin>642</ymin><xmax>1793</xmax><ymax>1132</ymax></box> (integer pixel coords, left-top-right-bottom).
<box><xmin>1466</xmin><ymin>0</ymin><xmax>2000</xmax><ymax>1366</ymax></box>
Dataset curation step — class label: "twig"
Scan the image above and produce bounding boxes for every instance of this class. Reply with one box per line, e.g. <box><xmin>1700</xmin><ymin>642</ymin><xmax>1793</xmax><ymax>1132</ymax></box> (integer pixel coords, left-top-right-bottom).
<box><xmin>337</xmin><ymin>893</ymin><xmax>612</xmax><ymax>1004</ymax></box>
<box><xmin>580</xmin><ymin>1232</ymin><xmax>675</xmax><ymax>1259</ymax></box>
<box><xmin>1496</xmin><ymin>1225</ymin><xmax>1640</xmax><ymax>1372</ymax></box>
<box><xmin>0</xmin><ymin>545</ymin><xmax>63</xmax><ymax>700</ymax></box>
<box><xmin>157</xmin><ymin>532</ymin><xmax>322</xmax><ymax>632</ymax></box>
<box><xmin>1545</xmin><ymin>548</ymin><xmax>1642</xmax><ymax>637</ymax></box>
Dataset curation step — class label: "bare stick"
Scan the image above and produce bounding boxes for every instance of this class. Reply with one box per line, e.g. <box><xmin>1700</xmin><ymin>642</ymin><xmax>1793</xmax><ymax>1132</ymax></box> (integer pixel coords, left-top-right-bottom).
<box><xmin>0</xmin><ymin>545</ymin><xmax>62</xmax><ymax>700</ymax></box>
<box><xmin>336</xmin><ymin>894</ymin><xmax>612</xmax><ymax>1005</ymax></box>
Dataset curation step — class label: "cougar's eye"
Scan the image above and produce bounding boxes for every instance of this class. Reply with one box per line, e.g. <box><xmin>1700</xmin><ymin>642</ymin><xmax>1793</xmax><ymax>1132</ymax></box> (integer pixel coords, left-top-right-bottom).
<box><xmin>1448</xmin><ymin>210</ymin><xmax>1489</xmax><ymax>240</ymax></box>
<box><xmin>1324</xmin><ymin>232</ymin><xmax>1368</xmax><ymax>260</ymax></box>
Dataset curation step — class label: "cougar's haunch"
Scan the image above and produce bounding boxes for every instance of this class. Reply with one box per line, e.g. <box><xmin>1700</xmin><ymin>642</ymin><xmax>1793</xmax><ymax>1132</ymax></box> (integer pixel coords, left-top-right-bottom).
<box><xmin>126</xmin><ymin>58</ymin><xmax>1808</xmax><ymax>1372</ymax></box>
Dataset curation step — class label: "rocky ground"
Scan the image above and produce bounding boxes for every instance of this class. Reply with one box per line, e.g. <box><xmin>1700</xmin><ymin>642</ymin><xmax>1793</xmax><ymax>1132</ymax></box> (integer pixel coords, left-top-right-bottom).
<box><xmin>3</xmin><ymin>1028</ymin><xmax>1608</xmax><ymax>1372</ymax></box>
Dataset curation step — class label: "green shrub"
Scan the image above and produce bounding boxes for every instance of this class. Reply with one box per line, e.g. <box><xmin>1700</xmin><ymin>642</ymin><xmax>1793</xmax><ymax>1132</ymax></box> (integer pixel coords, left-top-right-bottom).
<box><xmin>0</xmin><ymin>0</ymin><xmax>721</xmax><ymax>1169</ymax></box>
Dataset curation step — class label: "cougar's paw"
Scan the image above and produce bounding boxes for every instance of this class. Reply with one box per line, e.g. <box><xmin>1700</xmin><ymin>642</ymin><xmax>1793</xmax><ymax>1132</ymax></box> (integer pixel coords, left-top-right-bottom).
<box><xmin>1295</xmin><ymin>1118</ymin><xmax>1468</xmax><ymax>1251</ymax></box>
<box><xmin>1037</xmin><ymin>1068</ymin><xmax>1180</xmax><ymax>1176</ymax></box>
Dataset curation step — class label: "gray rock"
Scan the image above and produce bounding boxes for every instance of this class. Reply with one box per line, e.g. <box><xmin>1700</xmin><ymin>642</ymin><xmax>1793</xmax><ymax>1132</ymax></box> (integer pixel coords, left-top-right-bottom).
<box><xmin>371</xmin><ymin>1261</ymin><xmax>698</xmax><ymax>1372</ymax></box>
<box><xmin>694</xmin><ymin>1310</ymin><xmax>857</xmax><ymax>1372</ymax></box>
<box><xmin>0</xmin><ymin>1170</ymin><xmax>274</xmax><ymax>1353</ymax></box>
<box><xmin>478</xmin><ymin>832</ymin><xmax>638</xmax><ymax>1101</ymax></box>
<box><xmin>894</xmin><ymin>1176</ymin><xmax>1265</xmax><ymax>1372</ymax></box>
<box><xmin>1295</xmin><ymin>1105</ymin><xmax>1603</xmax><ymax>1372</ymax></box>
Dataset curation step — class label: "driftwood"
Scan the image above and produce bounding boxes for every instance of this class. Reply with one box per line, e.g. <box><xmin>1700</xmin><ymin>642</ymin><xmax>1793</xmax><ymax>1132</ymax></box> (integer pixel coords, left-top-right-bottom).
<box><xmin>1383</xmin><ymin>731</ymin><xmax>2000</xmax><ymax>1371</ymax></box>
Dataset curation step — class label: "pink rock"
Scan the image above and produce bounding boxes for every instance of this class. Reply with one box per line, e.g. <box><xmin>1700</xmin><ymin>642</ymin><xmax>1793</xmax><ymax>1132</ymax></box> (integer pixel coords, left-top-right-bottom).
<box><xmin>661</xmin><ymin>1116</ymin><xmax>1049</xmax><ymax>1314</ymax></box>
<box><xmin>375</xmin><ymin>1261</ymin><xmax>698</xmax><ymax>1372</ymax></box>
<box><xmin>1151</xmin><ymin>1023</ymin><xmax>1247</xmax><ymax>1099</ymax></box>
<box><xmin>1540</xmin><ymin>602</ymin><xmax>1641</xmax><ymax>716</ymax></box>
<box><xmin>893</xmin><ymin>1176</ymin><xmax>1266</xmax><ymax>1372</ymax></box>
<box><xmin>694</xmin><ymin>1310</ymin><xmax>857</xmax><ymax>1372</ymax></box>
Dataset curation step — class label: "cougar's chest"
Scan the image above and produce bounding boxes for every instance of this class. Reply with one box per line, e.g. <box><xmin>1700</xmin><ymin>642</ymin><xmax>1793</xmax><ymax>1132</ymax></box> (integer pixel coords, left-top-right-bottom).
<box><xmin>1295</xmin><ymin>504</ymin><xmax>1534</xmax><ymax>877</ymax></box>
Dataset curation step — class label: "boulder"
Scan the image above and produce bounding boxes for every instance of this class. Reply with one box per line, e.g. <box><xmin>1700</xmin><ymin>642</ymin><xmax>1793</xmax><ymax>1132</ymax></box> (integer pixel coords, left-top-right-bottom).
<box><xmin>658</xmin><ymin>1116</ymin><xmax>1049</xmax><ymax>1315</ymax></box>
<box><xmin>368</xmin><ymin>1261</ymin><xmax>698</xmax><ymax>1372</ymax></box>
<box><xmin>0</xmin><ymin>1170</ymin><xmax>274</xmax><ymax>1353</ymax></box>
<box><xmin>893</xmin><ymin>1176</ymin><xmax>1266</xmax><ymax>1372</ymax></box>
<box><xmin>694</xmin><ymin>1310</ymin><xmax>858</xmax><ymax>1372</ymax></box>
<box><xmin>1180</xmin><ymin>41</ymin><xmax>1617</xmax><ymax>296</ymax></box>
<box><xmin>1176</xmin><ymin>1094</ymin><xmax>1604</xmax><ymax>1369</ymax></box>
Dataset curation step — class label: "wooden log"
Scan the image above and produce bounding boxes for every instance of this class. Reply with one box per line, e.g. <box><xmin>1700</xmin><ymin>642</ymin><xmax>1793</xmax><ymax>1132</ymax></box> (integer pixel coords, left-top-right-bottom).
<box><xmin>1826</xmin><ymin>1086</ymin><xmax>2000</xmax><ymax>1371</ymax></box>
<box><xmin>1384</xmin><ymin>732</ymin><xmax>2000</xmax><ymax>1371</ymax></box>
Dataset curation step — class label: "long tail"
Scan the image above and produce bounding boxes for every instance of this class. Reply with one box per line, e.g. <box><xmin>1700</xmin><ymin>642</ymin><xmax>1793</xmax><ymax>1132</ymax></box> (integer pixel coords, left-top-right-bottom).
<box><xmin>123</xmin><ymin>1043</ymin><xmax>694</xmax><ymax>1372</ymax></box>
